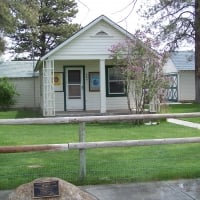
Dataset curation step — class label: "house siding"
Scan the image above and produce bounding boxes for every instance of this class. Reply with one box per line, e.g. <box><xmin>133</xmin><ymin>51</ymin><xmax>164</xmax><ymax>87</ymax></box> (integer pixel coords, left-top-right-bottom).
<box><xmin>50</xmin><ymin>21</ymin><xmax>127</xmax><ymax>60</ymax></box>
<box><xmin>53</xmin><ymin>60</ymin><xmax>130</xmax><ymax>112</ymax></box>
<box><xmin>9</xmin><ymin>77</ymin><xmax>40</xmax><ymax>108</ymax></box>
<box><xmin>178</xmin><ymin>71</ymin><xmax>195</xmax><ymax>101</ymax></box>
<box><xmin>55</xmin><ymin>92</ymin><xmax>65</xmax><ymax>111</ymax></box>
<box><xmin>107</xmin><ymin>97</ymin><xmax>128</xmax><ymax>110</ymax></box>
<box><xmin>163</xmin><ymin>59</ymin><xmax>177</xmax><ymax>74</ymax></box>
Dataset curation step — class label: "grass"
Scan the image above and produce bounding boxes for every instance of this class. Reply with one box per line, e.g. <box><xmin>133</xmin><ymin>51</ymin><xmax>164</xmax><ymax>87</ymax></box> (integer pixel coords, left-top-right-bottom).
<box><xmin>161</xmin><ymin>102</ymin><xmax>200</xmax><ymax>113</ymax></box>
<box><xmin>161</xmin><ymin>103</ymin><xmax>200</xmax><ymax>123</ymax></box>
<box><xmin>0</xmin><ymin>109</ymin><xmax>41</xmax><ymax>119</ymax></box>
<box><xmin>0</xmin><ymin>106</ymin><xmax>200</xmax><ymax>189</ymax></box>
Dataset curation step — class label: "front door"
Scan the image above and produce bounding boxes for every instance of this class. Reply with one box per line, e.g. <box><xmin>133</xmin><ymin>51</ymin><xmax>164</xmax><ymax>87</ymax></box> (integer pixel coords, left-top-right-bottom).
<box><xmin>65</xmin><ymin>68</ymin><xmax>84</xmax><ymax>110</ymax></box>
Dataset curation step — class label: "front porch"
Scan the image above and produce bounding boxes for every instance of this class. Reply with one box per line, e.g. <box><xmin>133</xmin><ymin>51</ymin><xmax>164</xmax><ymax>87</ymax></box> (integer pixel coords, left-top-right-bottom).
<box><xmin>41</xmin><ymin>59</ymin><xmax>114</xmax><ymax>117</ymax></box>
<box><xmin>39</xmin><ymin>55</ymin><xmax>134</xmax><ymax>117</ymax></box>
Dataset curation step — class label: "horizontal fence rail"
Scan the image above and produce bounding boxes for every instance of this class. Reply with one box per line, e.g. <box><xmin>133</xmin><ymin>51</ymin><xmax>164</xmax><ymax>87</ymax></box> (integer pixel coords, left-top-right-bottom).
<box><xmin>0</xmin><ymin>112</ymin><xmax>200</xmax><ymax>125</ymax></box>
<box><xmin>68</xmin><ymin>137</ymin><xmax>200</xmax><ymax>149</ymax></box>
<box><xmin>1</xmin><ymin>137</ymin><xmax>200</xmax><ymax>153</ymax></box>
<box><xmin>0</xmin><ymin>144</ymin><xmax>69</xmax><ymax>153</ymax></box>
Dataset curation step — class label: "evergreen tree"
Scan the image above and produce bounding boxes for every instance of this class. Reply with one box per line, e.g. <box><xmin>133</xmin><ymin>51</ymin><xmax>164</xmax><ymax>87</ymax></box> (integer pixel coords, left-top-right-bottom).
<box><xmin>0</xmin><ymin>0</ymin><xmax>38</xmax><ymax>55</ymax></box>
<box><xmin>0</xmin><ymin>0</ymin><xmax>14</xmax><ymax>54</ymax></box>
<box><xmin>9</xmin><ymin>0</ymin><xmax>80</xmax><ymax>59</ymax></box>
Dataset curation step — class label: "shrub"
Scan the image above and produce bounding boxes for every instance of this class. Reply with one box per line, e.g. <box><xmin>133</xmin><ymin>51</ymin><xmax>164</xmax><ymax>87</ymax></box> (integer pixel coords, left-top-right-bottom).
<box><xmin>0</xmin><ymin>77</ymin><xmax>18</xmax><ymax>110</ymax></box>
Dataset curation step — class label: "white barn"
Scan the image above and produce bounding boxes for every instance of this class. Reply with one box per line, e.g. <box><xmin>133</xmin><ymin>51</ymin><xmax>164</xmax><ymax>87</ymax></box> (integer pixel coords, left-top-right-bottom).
<box><xmin>163</xmin><ymin>51</ymin><xmax>195</xmax><ymax>102</ymax></box>
<box><xmin>35</xmin><ymin>15</ymin><xmax>136</xmax><ymax>116</ymax></box>
<box><xmin>0</xmin><ymin>61</ymin><xmax>40</xmax><ymax>109</ymax></box>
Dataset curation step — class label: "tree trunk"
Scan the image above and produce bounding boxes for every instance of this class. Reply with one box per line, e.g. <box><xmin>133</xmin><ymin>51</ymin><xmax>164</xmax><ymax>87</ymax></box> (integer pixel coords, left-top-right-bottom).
<box><xmin>195</xmin><ymin>0</ymin><xmax>200</xmax><ymax>102</ymax></box>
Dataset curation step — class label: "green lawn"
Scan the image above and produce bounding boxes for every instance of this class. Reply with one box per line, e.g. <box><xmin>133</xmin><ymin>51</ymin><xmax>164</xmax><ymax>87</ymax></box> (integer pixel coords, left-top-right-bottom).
<box><xmin>0</xmin><ymin>109</ymin><xmax>41</xmax><ymax>119</ymax></box>
<box><xmin>0</xmin><ymin>106</ymin><xmax>200</xmax><ymax>189</ymax></box>
<box><xmin>161</xmin><ymin>102</ymin><xmax>200</xmax><ymax>113</ymax></box>
<box><xmin>161</xmin><ymin>103</ymin><xmax>200</xmax><ymax>123</ymax></box>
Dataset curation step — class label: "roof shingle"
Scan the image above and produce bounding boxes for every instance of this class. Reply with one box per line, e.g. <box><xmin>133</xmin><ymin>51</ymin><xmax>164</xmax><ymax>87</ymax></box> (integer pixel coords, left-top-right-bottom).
<box><xmin>170</xmin><ymin>51</ymin><xmax>194</xmax><ymax>71</ymax></box>
<box><xmin>0</xmin><ymin>61</ymin><xmax>38</xmax><ymax>78</ymax></box>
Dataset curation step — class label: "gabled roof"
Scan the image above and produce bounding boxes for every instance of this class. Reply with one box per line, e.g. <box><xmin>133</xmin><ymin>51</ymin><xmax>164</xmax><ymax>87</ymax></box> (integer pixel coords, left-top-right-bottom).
<box><xmin>170</xmin><ymin>51</ymin><xmax>194</xmax><ymax>71</ymax></box>
<box><xmin>35</xmin><ymin>15</ymin><xmax>134</xmax><ymax>70</ymax></box>
<box><xmin>0</xmin><ymin>61</ymin><xmax>38</xmax><ymax>78</ymax></box>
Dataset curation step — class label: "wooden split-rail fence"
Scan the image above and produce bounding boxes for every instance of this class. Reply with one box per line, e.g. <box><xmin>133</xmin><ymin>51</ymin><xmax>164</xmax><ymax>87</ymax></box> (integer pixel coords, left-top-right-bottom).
<box><xmin>1</xmin><ymin>112</ymin><xmax>200</xmax><ymax>180</ymax></box>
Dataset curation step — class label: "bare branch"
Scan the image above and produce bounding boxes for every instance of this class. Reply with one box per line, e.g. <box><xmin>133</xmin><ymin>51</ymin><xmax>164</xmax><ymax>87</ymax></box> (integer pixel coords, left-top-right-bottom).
<box><xmin>112</xmin><ymin>0</ymin><xmax>136</xmax><ymax>14</ymax></box>
<box><xmin>114</xmin><ymin>0</ymin><xmax>138</xmax><ymax>23</ymax></box>
<box><xmin>76</xmin><ymin>0</ymin><xmax>90</xmax><ymax>23</ymax></box>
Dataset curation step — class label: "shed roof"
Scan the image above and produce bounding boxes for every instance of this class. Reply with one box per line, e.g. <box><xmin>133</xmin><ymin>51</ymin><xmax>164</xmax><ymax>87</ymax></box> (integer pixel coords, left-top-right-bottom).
<box><xmin>170</xmin><ymin>51</ymin><xmax>194</xmax><ymax>71</ymax></box>
<box><xmin>0</xmin><ymin>61</ymin><xmax>38</xmax><ymax>78</ymax></box>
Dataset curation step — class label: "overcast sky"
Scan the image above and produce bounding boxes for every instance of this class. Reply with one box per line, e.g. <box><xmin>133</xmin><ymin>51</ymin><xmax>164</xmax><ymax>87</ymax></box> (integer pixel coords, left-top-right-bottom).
<box><xmin>73</xmin><ymin>0</ymin><xmax>146</xmax><ymax>34</ymax></box>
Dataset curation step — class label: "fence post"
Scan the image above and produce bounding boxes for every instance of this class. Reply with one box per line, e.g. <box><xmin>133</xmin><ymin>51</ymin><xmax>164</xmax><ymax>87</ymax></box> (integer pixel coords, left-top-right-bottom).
<box><xmin>79</xmin><ymin>122</ymin><xmax>86</xmax><ymax>181</ymax></box>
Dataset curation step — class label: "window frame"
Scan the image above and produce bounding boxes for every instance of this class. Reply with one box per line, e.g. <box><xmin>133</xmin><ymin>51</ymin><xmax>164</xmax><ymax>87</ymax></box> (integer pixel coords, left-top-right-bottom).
<box><xmin>106</xmin><ymin>65</ymin><xmax>126</xmax><ymax>97</ymax></box>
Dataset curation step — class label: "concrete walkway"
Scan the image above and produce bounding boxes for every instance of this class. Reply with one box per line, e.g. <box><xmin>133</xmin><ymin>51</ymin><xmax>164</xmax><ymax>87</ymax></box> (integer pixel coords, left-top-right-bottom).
<box><xmin>1</xmin><ymin>179</ymin><xmax>200</xmax><ymax>200</ymax></box>
<box><xmin>81</xmin><ymin>179</ymin><xmax>200</xmax><ymax>200</ymax></box>
<box><xmin>167</xmin><ymin>118</ymin><xmax>200</xmax><ymax>129</ymax></box>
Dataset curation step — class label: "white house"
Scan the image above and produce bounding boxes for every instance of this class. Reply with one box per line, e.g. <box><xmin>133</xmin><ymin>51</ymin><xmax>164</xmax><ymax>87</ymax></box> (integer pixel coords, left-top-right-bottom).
<box><xmin>2</xmin><ymin>15</ymin><xmax>161</xmax><ymax>116</ymax></box>
<box><xmin>163</xmin><ymin>51</ymin><xmax>195</xmax><ymax>102</ymax></box>
<box><xmin>0</xmin><ymin>61</ymin><xmax>40</xmax><ymax>109</ymax></box>
<box><xmin>35</xmin><ymin>15</ymin><xmax>136</xmax><ymax>116</ymax></box>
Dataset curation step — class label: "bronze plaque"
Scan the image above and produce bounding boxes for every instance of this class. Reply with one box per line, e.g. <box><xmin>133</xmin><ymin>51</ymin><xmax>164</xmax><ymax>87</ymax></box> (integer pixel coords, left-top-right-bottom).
<box><xmin>33</xmin><ymin>180</ymin><xmax>60</xmax><ymax>198</ymax></box>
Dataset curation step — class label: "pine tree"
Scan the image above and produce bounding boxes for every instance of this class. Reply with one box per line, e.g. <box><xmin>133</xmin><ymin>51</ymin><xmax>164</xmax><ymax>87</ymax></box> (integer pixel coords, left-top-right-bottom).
<box><xmin>0</xmin><ymin>0</ymin><xmax>14</xmax><ymax>54</ymax></box>
<box><xmin>9</xmin><ymin>0</ymin><xmax>80</xmax><ymax>59</ymax></box>
<box><xmin>0</xmin><ymin>0</ymin><xmax>38</xmax><ymax>55</ymax></box>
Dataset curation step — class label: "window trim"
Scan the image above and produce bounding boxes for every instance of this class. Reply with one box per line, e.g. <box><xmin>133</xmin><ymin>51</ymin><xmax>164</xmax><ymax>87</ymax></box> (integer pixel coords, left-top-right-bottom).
<box><xmin>106</xmin><ymin>65</ymin><xmax>126</xmax><ymax>97</ymax></box>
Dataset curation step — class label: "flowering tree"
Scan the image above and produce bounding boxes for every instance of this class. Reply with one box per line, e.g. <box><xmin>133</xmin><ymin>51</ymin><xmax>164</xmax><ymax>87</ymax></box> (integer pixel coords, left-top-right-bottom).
<box><xmin>109</xmin><ymin>32</ymin><xmax>168</xmax><ymax>114</ymax></box>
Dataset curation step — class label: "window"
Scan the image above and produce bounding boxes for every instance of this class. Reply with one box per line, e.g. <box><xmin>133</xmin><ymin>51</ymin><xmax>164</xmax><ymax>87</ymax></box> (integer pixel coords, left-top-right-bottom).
<box><xmin>106</xmin><ymin>66</ymin><xmax>126</xmax><ymax>97</ymax></box>
<box><xmin>68</xmin><ymin>70</ymin><xmax>81</xmax><ymax>99</ymax></box>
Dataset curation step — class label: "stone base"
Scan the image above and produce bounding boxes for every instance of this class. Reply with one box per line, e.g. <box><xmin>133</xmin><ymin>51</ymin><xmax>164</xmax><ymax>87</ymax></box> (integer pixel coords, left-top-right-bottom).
<box><xmin>9</xmin><ymin>177</ymin><xmax>98</xmax><ymax>200</ymax></box>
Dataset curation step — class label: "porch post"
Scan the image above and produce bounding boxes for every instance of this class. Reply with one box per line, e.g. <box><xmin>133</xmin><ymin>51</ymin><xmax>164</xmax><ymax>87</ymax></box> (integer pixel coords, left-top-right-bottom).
<box><xmin>42</xmin><ymin>60</ymin><xmax>55</xmax><ymax>116</ymax></box>
<box><xmin>100</xmin><ymin>59</ymin><xmax>106</xmax><ymax>113</ymax></box>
